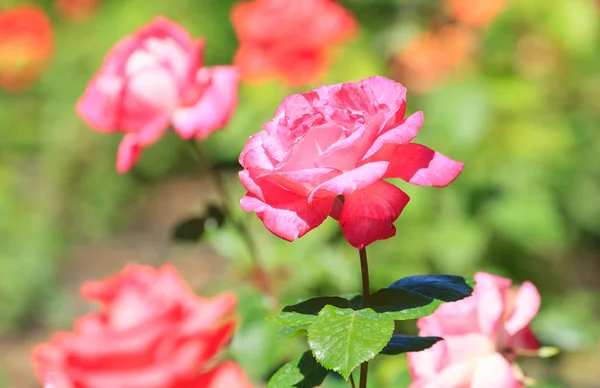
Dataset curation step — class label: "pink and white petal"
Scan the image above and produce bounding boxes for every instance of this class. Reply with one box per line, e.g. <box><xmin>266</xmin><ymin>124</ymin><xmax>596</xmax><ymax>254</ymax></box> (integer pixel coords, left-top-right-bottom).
<box><xmin>308</xmin><ymin>161</ymin><xmax>389</xmax><ymax>202</ymax></box>
<box><xmin>418</xmin><ymin>360</ymin><xmax>478</xmax><ymax>388</ymax></box>
<box><xmin>116</xmin><ymin>134</ymin><xmax>143</xmax><ymax>174</ymax></box>
<box><xmin>197</xmin><ymin>362</ymin><xmax>253</xmax><ymax>388</ymax></box>
<box><xmin>384</xmin><ymin>143</ymin><xmax>464</xmax><ymax>187</ymax></box>
<box><xmin>239</xmin><ymin>131</ymin><xmax>275</xmax><ymax>171</ymax></box>
<box><xmin>471</xmin><ymin>353</ymin><xmax>521</xmax><ymax>388</ymax></box>
<box><xmin>240</xmin><ymin>191</ymin><xmax>334</xmax><ymax>242</ymax></box>
<box><xmin>362</xmin><ymin>111</ymin><xmax>424</xmax><ymax>160</ymax></box>
<box><xmin>473</xmin><ymin>272</ymin><xmax>510</xmax><ymax>338</ymax></box>
<box><xmin>505</xmin><ymin>281</ymin><xmax>541</xmax><ymax>336</ymax></box>
<box><xmin>315</xmin><ymin>112</ymin><xmax>387</xmax><ymax>171</ymax></box>
<box><xmin>408</xmin><ymin>340</ymin><xmax>447</xmax><ymax>381</ymax></box>
<box><xmin>359</xmin><ymin>75</ymin><xmax>408</xmax><ymax>125</ymax></box>
<box><xmin>443</xmin><ymin>334</ymin><xmax>496</xmax><ymax>364</ymax></box>
<box><xmin>172</xmin><ymin>66</ymin><xmax>240</xmax><ymax>140</ymax></box>
<box><xmin>338</xmin><ymin>181</ymin><xmax>410</xmax><ymax>249</ymax></box>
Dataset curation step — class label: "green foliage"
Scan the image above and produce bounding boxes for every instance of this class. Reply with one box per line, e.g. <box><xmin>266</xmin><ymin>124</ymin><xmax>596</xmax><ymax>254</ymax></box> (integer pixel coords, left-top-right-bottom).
<box><xmin>267</xmin><ymin>351</ymin><xmax>329</xmax><ymax>388</ymax></box>
<box><xmin>307</xmin><ymin>306</ymin><xmax>394</xmax><ymax>380</ymax></box>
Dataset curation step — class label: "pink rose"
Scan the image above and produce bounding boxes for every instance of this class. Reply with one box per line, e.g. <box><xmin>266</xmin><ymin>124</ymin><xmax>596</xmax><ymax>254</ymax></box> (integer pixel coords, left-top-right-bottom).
<box><xmin>77</xmin><ymin>17</ymin><xmax>240</xmax><ymax>173</ymax></box>
<box><xmin>239</xmin><ymin>76</ymin><xmax>463</xmax><ymax>249</ymax></box>
<box><xmin>32</xmin><ymin>264</ymin><xmax>253</xmax><ymax>388</ymax></box>
<box><xmin>408</xmin><ymin>272</ymin><xmax>542</xmax><ymax>388</ymax></box>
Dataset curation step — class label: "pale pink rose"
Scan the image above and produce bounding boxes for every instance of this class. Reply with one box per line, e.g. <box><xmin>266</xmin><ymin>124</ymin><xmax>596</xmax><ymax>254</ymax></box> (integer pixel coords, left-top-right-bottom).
<box><xmin>408</xmin><ymin>272</ymin><xmax>542</xmax><ymax>388</ymax></box>
<box><xmin>239</xmin><ymin>76</ymin><xmax>463</xmax><ymax>249</ymax></box>
<box><xmin>77</xmin><ymin>17</ymin><xmax>239</xmax><ymax>173</ymax></box>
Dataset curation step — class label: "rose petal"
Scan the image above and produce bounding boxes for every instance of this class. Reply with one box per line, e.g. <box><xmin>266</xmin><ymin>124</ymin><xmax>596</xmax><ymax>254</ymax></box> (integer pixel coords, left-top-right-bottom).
<box><xmin>240</xmin><ymin>186</ymin><xmax>334</xmax><ymax>242</ymax></box>
<box><xmin>474</xmin><ymin>272</ymin><xmax>511</xmax><ymax>338</ymax></box>
<box><xmin>196</xmin><ymin>362</ymin><xmax>253</xmax><ymax>388</ymax></box>
<box><xmin>308</xmin><ymin>161</ymin><xmax>389</xmax><ymax>202</ymax></box>
<box><xmin>505</xmin><ymin>281</ymin><xmax>541</xmax><ymax>336</ymax></box>
<box><xmin>172</xmin><ymin>66</ymin><xmax>240</xmax><ymax>140</ymax></box>
<box><xmin>362</xmin><ymin>111</ymin><xmax>423</xmax><ymax>160</ymax></box>
<box><xmin>384</xmin><ymin>143</ymin><xmax>464</xmax><ymax>187</ymax></box>
<box><xmin>338</xmin><ymin>180</ymin><xmax>410</xmax><ymax>249</ymax></box>
<box><xmin>471</xmin><ymin>353</ymin><xmax>521</xmax><ymax>388</ymax></box>
<box><xmin>116</xmin><ymin>134</ymin><xmax>142</xmax><ymax>174</ymax></box>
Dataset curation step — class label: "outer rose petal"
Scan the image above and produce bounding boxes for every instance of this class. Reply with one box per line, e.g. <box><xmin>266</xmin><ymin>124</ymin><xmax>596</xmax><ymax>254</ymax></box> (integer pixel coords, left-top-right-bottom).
<box><xmin>308</xmin><ymin>161</ymin><xmax>389</xmax><ymax>202</ymax></box>
<box><xmin>197</xmin><ymin>362</ymin><xmax>253</xmax><ymax>388</ymax></box>
<box><xmin>407</xmin><ymin>340</ymin><xmax>447</xmax><ymax>381</ymax></box>
<box><xmin>362</xmin><ymin>111</ymin><xmax>424</xmax><ymax>160</ymax></box>
<box><xmin>473</xmin><ymin>272</ymin><xmax>510</xmax><ymax>338</ymax></box>
<box><xmin>116</xmin><ymin>134</ymin><xmax>142</xmax><ymax>173</ymax></box>
<box><xmin>76</xmin><ymin>74</ymin><xmax>123</xmax><ymax>132</ymax></box>
<box><xmin>240</xmin><ymin>189</ymin><xmax>334</xmax><ymax>241</ymax></box>
<box><xmin>505</xmin><ymin>281</ymin><xmax>541</xmax><ymax>336</ymax></box>
<box><xmin>384</xmin><ymin>143</ymin><xmax>464</xmax><ymax>187</ymax></box>
<box><xmin>172</xmin><ymin>66</ymin><xmax>240</xmax><ymax>140</ymax></box>
<box><xmin>471</xmin><ymin>353</ymin><xmax>521</xmax><ymax>388</ymax></box>
<box><xmin>339</xmin><ymin>181</ymin><xmax>410</xmax><ymax>249</ymax></box>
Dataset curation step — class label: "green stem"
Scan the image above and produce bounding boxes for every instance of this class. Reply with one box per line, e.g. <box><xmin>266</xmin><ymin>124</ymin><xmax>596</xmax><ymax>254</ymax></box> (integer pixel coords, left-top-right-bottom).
<box><xmin>359</xmin><ymin>247</ymin><xmax>370</xmax><ymax>388</ymax></box>
<box><xmin>188</xmin><ymin>139</ymin><xmax>274</xmax><ymax>297</ymax></box>
<box><xmin>350</xmin><ymin>373</ymin><xmax>357</xmax><ymax>388</ymax></box>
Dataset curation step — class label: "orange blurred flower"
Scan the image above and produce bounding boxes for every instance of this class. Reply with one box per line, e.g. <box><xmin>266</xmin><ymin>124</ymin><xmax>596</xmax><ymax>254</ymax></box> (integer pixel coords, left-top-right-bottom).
<box><xmin>392</xmin><ymin>26</ymin><xmax>476</xmax><ymax>93</ymax></box>
<box><xmin>55</xmin><ymin>0</ymin><xmax>100</xmax><ymax>21</ymax></box>
<box><xmin>231</xmin><ymin>0</ymin><xmax>356</xmax><ymax>86</ymax></box>
<box><xmin>0</xmin><ymin>6</ymin><xmax>53</xmax><ymax>92</ymax></box>
<box><xmin>446</xmin><ymin>0</ymin><xmax>508</xmax><ymax>28</ymax></box>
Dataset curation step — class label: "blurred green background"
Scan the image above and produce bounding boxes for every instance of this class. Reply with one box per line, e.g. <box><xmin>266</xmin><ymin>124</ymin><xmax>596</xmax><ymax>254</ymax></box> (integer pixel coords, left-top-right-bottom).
<box><xmin>1</xmin><ymin>0</ymin><xmax>600</xmax><ymax>387</ymax></box>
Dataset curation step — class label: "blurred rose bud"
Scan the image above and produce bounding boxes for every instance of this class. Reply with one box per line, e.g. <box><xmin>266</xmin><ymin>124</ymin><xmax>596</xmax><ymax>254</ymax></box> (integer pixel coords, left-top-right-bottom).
<box><xmin>0</xmin><ymin>5</ymin><xmax>53</xmax><ymax>92</ymax></box>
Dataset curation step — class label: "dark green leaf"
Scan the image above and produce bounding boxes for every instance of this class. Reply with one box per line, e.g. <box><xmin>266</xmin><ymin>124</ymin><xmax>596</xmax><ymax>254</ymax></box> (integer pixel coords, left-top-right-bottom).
<box><xmin>307</xmin><ymin>305</ymin><xmax>394</xmax><ymax>380</ymax></box>
<box><xmin>389</xmin><ymin>275</ymin><xmax>473</xmax><ymax>302</ymax></box>
<box><xmin>267</xmin><ymin>351</ymin><xmax>329</xmax><ymax>388</ymax></box>
<box><xmin>381</xmin><ymin>334</ymin><xmax>443</xmax><ymax>355</ymax></box>
<box><xmin>171</xmin><ymin>217</ymin><xmax>205</xmax><ymax>241</ymax></box>
<box><xmin>283</xmin><ymin>297</ymin><xmax>354</xmax><ymax>315</ymax></box>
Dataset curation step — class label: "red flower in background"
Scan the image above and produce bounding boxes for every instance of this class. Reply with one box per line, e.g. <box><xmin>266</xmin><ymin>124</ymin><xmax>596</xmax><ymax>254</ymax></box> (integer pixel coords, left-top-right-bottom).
<box><xmin>408</xmin><ymin>272</ymin><xmax>542</xmax><ymax>388</ymax></box>
<box><xmin>55</xmin><ymin>0</ymin><xmax>101</xmax><ymax>22</ymax></box>
<box><xmin>0</xmin><ymin>5</ymin><xmax>53</xmax><ymax>92</ymax></box>
<box><xmin>232</xmin><ymin>0</ymin><xmax>356</xmax><ymax>86</ymax></box>
<box><xmin>32</xmin><ymin>265</ymin><xmax>253</xmax><ymax>388</ymax></box>
<box><xmin>446</xmin><ymin>0</ymin><xmax>509</xmax><ymax>28</ymax></box>
<box><xmin>77</xmin><ymin>17</ymin><xmax>240</xmax><ymax>173</ymax></box>
<box><xmin>239</xmin><ymin>76</ymin><xmax>463</xmax><ymax>249</ymax></box>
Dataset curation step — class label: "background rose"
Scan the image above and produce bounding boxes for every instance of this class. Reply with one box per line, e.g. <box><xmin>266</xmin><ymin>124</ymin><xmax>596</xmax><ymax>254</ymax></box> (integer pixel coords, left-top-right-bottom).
<box><xmin>77</xmin><ymin>17</ymin><xmax>239</xmax><ymax>173</ymax></box>
<box><xmin>231</xmin><ymin>0</ymin><xmax>356</xmax><ymax>85</ymax></box>
<box><xmin>32</xmin><ymin>265</ymin><xmax>252</xmax><ymax>388</ymax></box>
<box><xmin>0</xmin><ymin>5</ymin><xmax>53</xmax><ymax>92</ymax></box>
<box><xmin>408</xmin><ymin>272</ymin><xmax>542</xmax><ymax>388</ymax></box>
<box><xmin>239</xmin><ymin>75</ymin><xmax>463</xmax><ymax>249</ymax></box>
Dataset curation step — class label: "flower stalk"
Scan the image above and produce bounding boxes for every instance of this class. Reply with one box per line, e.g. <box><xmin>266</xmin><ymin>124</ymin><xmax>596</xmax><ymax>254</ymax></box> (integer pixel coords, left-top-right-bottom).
<box><xmin>359</xmin><ymin>247</ymin><xmax>370</xmax><ymax>388</ymax></box>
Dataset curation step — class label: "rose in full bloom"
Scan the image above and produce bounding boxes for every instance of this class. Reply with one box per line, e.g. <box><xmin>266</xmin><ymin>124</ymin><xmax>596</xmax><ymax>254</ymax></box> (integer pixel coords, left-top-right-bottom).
<box><xmin>446</xmin><ymin>0</ymin><xmax>508</xmax><ymax>28</ymax></box>
<box><xmin>32</xmin><ymin>264</ymin><xmax>253</xmax><ymax>388</ymax></box>
<box><xmin>77</xmin><ymin>17</ymin><xmax>240</xmax><ymax>173</ymax></box>
<box><xmin>408</xmin><ymin>272</ymin><xmax>542</xmax><ymax>388</ymax></box>
<box><xmin>239</xmin><ymin>76</ymin><xmax>464</xmax><ymax>249</ymax></box>
<box><xmin>231</xmin><ymin>0</ymin><xmax>356</xmax><ymax>86</ymax></box>
<box><xmin>55</xmin><ymin>0</ymin><xmax>101</xmax><ymax>21</ymax></box>
<box><xmin>393</xmin><ymin>26</ymin><xmax>475</xmax><ymax>93</ymax></box>
<box><xmin>0</xmin><ymin>5</ymin><xmax>53</xmax><ymax>92</ymax></box>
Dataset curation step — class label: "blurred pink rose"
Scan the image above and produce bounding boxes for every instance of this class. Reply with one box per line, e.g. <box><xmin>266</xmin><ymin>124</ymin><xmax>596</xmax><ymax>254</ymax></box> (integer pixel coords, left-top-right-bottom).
<box><xmin>32</xmin><ymin>264</ymin><xmax>253</xmax><ymax>388</ymax></box>
<box><xmin>408</xmin><ymin>272</ymin><xmax>542</xmax><ymax>388</ymax></box>
<box><xmin>239</xmin><ymin>76</ymin><xmax>463</xmax><ymax>249</ymax></box>
<box><xmin>77</xmin><ymin>17</ymin><xmax>240</xmax><ymax>173</ymax></box>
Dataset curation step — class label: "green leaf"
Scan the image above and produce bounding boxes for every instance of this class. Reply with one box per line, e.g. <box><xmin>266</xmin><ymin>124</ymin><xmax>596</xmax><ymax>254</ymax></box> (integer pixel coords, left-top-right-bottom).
<box><xmin>272</xmin><ymin>297</ymin><xmax>354</xmax><ymax>330</ymax></box>
<box><xmin>363</xmin><ymin>288</ymin><xmax>442</xmax><ymax>320</ymax></box>
<box><xmin>267</xmin><ymin>351</ymin><xmax>329</xmax><ymax>388</ymax></box>
<box><xmin>381</xmin><ymin>299</ymin><xmax>443</xmax><ymax>321</ymax></box>
<box><xmin>307</xmin><ymin>305</ymin><xmax>394</xmax><ymax>380</ymax></box>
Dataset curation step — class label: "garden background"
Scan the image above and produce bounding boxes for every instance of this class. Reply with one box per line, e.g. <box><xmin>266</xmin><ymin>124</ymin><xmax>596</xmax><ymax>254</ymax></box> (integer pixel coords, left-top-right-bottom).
<box><xmin>1</xmin><ymin>0</ymin><xmax>599</xmax><ymax>386</ymax></box>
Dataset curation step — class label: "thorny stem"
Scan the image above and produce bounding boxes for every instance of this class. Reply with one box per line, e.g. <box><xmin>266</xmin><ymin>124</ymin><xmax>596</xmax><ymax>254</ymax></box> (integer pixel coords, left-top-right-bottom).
<box><xmin>359</xmin><ymin>247</ymin><xmax>370</xmax><ymax>388</ymax></box>
<box><xmin>188</xmin><ymin>139</ymin><xmax>274</xmax><ymax>298</ymax></box>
